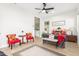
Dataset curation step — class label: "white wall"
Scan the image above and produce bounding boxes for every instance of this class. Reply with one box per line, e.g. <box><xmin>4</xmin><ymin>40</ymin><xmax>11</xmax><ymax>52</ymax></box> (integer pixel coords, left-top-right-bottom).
<box><xmin>0</xmin><ymin>4</ymin><xmax>34</xmax><ymax>48</ymax></box>
<box><xmin>77</xmin><ymin>15</ymin><xmax>79</xmax><ymax>45</ymax></box>
<box><xmin>77</xmin><ymin>7</ymin><xmax>79</xmax><ymax>45</ymax></box>
<box><xmin>40</xmin><ymin>14</ymin><xmax>47</xmax><ymax>37</ymax></box>
<box><xmin>49</xmin><ymin>12</ymin><xmax>77</xmax><ymax>35</ymax></box>
<box><xmin>76</xmin><ymin>7</ymin><xmax>79</xmax><ymax>45</ymax></box>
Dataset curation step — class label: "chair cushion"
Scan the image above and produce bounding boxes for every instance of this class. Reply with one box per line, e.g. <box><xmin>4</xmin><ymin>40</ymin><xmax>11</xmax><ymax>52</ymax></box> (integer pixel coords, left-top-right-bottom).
<box><xmin>11</xmin><ymin>34</ymin><xmax>16</xmax><ymax>40</ymax></box>
<box><xmin>7</xmin><ymin>34</ymin><xmax>16</xmax><ymax>40</ymax></box>
<box><xmin>26</xmin><ymin>33</ymin><xmax>34</xmax><ymax>40</ymax></box>
<box><xmin>8</xmin><ymin>38</ymin><xmax>21</xmax><ymax>44</ymax></box>
<box><xmin>7</xmin><ymin>34</ymin><xmax>21</xmax><ymax>44</ymax></box>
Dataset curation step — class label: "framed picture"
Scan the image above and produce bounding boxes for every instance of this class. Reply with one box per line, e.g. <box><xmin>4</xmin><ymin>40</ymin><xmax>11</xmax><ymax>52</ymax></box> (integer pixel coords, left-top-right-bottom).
<box><xmin>52</xmin><ymin>21</ymin><xmax>65</xmax><ymax>26</ymax></box>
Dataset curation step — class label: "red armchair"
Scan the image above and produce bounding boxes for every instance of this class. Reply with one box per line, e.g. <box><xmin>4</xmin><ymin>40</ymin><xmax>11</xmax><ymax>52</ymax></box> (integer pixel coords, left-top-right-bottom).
<box><xmin>26</xmin><ymin>33</ymin><xmax>34</xmax><ymax>43</ymax></box>
<box><xmin>57</xmin><ymin>33</ymin><xmax>65</xmax><ymax>48</ymax></box>
<box><xmin>6</xmin><ymin>34</ymin><xmax>21</xmax><ymax>49</ymax></box>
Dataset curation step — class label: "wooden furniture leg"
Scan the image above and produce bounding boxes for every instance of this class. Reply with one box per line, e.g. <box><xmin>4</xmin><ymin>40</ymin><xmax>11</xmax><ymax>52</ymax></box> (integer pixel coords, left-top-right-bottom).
<box><xmin>19</xmin><ymin>42</ymin><xmax>21</xmax><ymax>46</ymax></box>
<box><xmin>33</xmin><ymin>38</ymin><xmax>34</xmax><ymax>42</ymax></box>
<box><xmin>11</xmin><ymin>44</ymin><xmax>13</xmax><ymax>49</ymax></box>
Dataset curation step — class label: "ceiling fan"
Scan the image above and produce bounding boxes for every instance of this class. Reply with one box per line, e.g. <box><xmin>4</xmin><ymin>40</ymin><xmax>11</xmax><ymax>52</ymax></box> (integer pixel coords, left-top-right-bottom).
<box><xmin>35</xmin><ymin>3</ymin><xmax>54</xmax><ymax>14</ymax></box>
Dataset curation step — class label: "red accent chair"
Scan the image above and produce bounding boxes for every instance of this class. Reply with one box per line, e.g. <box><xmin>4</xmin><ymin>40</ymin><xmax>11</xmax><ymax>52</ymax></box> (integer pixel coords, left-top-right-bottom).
<box><xmin>26</xmin><ymin>33</ymin><xmax>34</xmax><ymax>43</ymax></box>
<box><xmin>57</xmin><ymin>33</ymin><xmax>65</xmax><ymax>48</ymax></box>
<box><xmin>6</xmin><ymin>34</ymin><xmax>21</xmax><ymax>49</ymax></box>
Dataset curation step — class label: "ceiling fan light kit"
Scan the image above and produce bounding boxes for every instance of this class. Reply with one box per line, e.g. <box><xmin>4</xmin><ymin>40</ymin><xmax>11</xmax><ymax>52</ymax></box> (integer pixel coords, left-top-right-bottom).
<box><xmin>42</xmin><ymin>10</ymin><xmax>46</xmax><ymax>13</ymax></box>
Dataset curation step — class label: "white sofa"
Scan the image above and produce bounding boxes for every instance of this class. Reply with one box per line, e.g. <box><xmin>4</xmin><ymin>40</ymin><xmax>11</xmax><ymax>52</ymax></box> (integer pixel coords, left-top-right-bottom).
<box><xmin>42</xmin><ymin>34</ymin><xmax>58</xmax><ymax>44</ymax></box>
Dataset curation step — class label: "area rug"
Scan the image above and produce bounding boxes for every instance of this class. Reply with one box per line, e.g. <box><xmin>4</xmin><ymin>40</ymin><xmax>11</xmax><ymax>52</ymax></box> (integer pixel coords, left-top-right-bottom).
<box><xmin>13</xmin><ymin>45</ymin><xmax>65</xmax><ymax>56</ymax></box>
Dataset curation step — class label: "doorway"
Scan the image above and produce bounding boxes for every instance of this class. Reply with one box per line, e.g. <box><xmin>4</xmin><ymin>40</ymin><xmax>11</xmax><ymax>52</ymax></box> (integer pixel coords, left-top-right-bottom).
<box><xmin>34</xmin><ymin>17</ymin><xmax>40</xmax><ymax>38</ymax></box>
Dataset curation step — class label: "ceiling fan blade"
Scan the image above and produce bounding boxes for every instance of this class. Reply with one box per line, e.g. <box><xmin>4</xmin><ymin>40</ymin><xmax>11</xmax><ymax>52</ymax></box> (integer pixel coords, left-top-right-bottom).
<box><xmin>35</xmin><ymin>8</ymin><xmax>42</xmax><ymax>10</ymax></box>
<box><xmin>45</xmin><ymin>8</ymin><xmax>54</xmax><ymax>10</ymax></box>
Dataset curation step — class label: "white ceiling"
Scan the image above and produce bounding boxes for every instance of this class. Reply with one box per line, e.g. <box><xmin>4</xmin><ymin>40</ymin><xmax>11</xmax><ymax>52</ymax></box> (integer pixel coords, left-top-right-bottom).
<box><xmin>15</xmin><ymin>3</ymin><xmax>79</xmax><ymax>15</ymax></box>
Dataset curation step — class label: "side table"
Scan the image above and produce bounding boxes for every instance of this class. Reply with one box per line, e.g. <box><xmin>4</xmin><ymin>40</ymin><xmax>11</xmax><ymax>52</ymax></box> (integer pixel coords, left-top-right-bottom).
<box><xmin>19</xmin><ymin>35</ymin><xmax>26</xmax><ymax>44</ymax></box>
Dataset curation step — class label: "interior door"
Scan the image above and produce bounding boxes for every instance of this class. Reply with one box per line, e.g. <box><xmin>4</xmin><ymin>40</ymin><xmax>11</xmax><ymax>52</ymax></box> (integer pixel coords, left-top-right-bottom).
<box><xmin>34</xmin><ymin>17</ymin><xmax>40</xmax><ymax>38</ymax></box>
